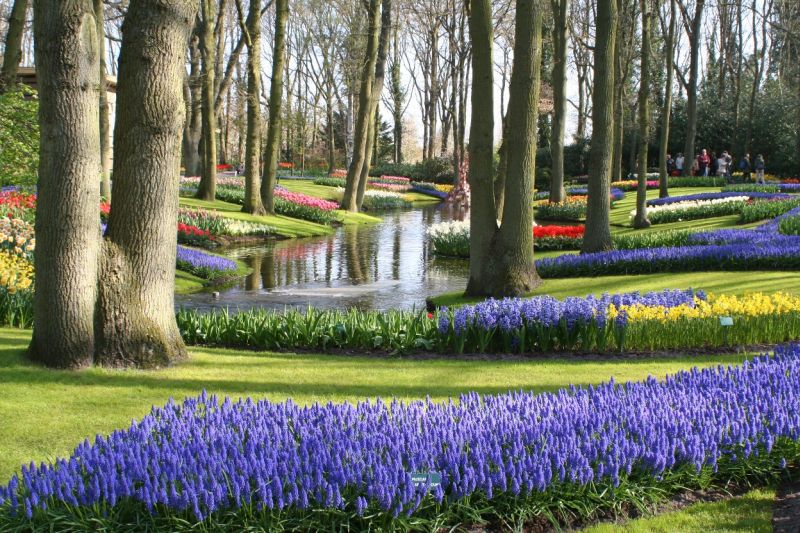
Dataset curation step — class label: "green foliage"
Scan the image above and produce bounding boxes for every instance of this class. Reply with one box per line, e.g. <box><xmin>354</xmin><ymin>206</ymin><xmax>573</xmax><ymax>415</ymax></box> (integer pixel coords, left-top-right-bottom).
<box><xmin>362</xmin><ymin>193</ymin><xmax>412</xmax><ymax>210</ymax></box>
<box><xmin>723</xmin><ymin>184</ymin><xmax>781</xmax><ymax>193</ymax></box>
<box><xmin>0</xmin><ymin>88</ymin><xmax>39</xmax><ymax>186</ymax></box>
<box><xmin>612</xmin><ymin>230</ymin><xmax>694</xmax><ymax>249</ymax></box>
<box><xmin>0</xmin><ymin>287</ymin><xmax>32</xmax><ymax>328</ymax></box>
<box><xmin>312</xmin><ymin>177</ymin><xmax>346</xmax><ymax>188</ymax></box>
<box><xmin>779</xmin><ymin>214</ymin><xmax>800</xmax><ymax>235</ymax></box>
<box><xmin>668</xmin><ymin>176</ymin><xmax>725</xmax><ymax>187</ymax></box>
<box><xmin>535</xmin><ymin>200</ymin><xmax>586</xmax><ymax>221</ymax></box>
<box><xmin>739</xmin><ymin>198</ymin><xmax>800</xmax><ymax>224</ymax></box>
<box><xmin>370</xmin><ymin>156</ymin><xmax>454</xmax><ymax>184</ymax></box>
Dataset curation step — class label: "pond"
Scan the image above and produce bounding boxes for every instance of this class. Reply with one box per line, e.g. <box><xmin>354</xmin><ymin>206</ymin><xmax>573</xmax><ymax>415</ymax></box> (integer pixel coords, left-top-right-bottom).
<box><xmin>175</xmin><ymin>204</ymin><xmax>470</xmax><ymax>312</ymax></box>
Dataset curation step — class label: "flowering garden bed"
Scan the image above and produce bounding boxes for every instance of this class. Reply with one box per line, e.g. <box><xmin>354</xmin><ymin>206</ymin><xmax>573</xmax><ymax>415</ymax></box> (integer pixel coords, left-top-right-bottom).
<box><xmin>1</xmin><ymin>344</ymin><xmax>799</xmax><ymax>530</ymax></box>
<box><xmin>428</xmin><ymin>221</ymin><xmax>585</xmax><ymax>257</ymax></box>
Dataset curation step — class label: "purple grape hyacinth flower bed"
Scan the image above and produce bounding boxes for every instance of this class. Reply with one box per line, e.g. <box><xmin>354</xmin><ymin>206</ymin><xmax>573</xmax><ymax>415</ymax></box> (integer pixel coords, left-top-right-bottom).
<box><xmin>646</xmin><ymin>191</ymin><xmax>791</xmax><ymax>206</ymax></box>
<box><xmin>537</xmin><ymin>206</ymin><xmax>800</xmax><ymax>277</ymax></box>
<box><xmin>176</xmin><ymin>245</ymin><xmax>237</xmax><ymax>279</ymax></box>
<box><xmin>1</xmin><ymin>345</ymin><xmax>798</xmax><ymax>529</ymax></box>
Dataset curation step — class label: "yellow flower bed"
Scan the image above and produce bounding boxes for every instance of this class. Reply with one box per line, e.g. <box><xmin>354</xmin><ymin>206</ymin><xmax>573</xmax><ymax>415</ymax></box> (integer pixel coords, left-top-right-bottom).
<box><xmin>609</xmin><ymin>292</ymin><xmax>800</xmax><ymax>323</ymax></box>
<box><xmin>0</xmin><ymin>250</ymin><xmax>33</xmax><ymax>293</ymax></box>
<box><xmin>434</xmin><ymin>184</ymin><xmax>454</xmax><ymax>194</ymax></box>
<box><xmin>534</xmin><ymin>195</ymin><xmax>587</xmax><ymax>208</ymax></box>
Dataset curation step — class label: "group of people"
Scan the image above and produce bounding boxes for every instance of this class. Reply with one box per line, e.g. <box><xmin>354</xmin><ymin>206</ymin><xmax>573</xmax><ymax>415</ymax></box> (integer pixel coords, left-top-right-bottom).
<box><xmin>666</xmin><ymin>151</ymin><xmax>766</xmax><ymax>183</ymax></box>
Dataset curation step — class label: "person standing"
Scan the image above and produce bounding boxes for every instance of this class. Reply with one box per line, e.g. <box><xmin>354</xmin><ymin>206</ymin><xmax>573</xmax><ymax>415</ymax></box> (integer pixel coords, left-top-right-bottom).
<box><xmin>698</xmin><ymin>149</ymin><xmax>710</xmax><ymax>176</ymax></box>
<box><xmin>755</xmin><ymin>154</ymin><xmax>766</xmax><ymax>184</ymax></box>
<box><xmin>709</xmin><ymin>151</ymin><xmax>718</xmax><ymax>177</ymax></box>
<box><xmin>666</xmin><ymin>154</ymin><xmax>675</xmax><ymax>175</ymax></box>
<box><xmin>724</xmin><ymin>151</ymin><xmax>733</xmax><ymax>179</ymax></box>
<box><xmin>675</xmin><ymin>153</ymin><xmax>685</xmax><ymax>175</ymax></box>
<box><xmin>739</xmin><ymin>153</ymin><xmax>751</xmax><ymax>181</ymax></box>
<box><xmin>716</xmin><ymin>152</ymin><xmax>727</xmax><ymax>179</ymax></box>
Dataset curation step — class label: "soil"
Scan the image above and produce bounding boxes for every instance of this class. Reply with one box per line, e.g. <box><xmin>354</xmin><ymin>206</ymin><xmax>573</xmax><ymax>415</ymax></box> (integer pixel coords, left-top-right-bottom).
<box><xmin>774</xmin><ymin>472</ymin><xmax>800</xmax><ymax>533</ymax></box>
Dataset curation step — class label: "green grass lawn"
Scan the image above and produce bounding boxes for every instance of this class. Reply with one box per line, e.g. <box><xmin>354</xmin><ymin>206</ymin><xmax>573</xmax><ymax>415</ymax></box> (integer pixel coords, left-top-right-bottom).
<box><xmin>280</xmin><ymin>179</ymin><xmax>442</xmax><ymax>205</ymax></box>
<box><xmin>583</xmin><ymin>487</ymin><xmax>774</xmax><ymax>532</ymax></box>
<box><xmin>180</xmin><ymin>197</ymin><xmax>380</xmax><ymax>238</ymax></box>
<box><xmin>0</xmin><ymin>327</ymin><xmax>751</xmax><ymax>481</ymax></box>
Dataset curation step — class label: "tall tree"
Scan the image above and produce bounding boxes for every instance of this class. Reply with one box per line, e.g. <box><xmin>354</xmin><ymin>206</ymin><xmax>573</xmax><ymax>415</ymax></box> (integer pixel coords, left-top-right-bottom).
<box><xmin>340</xmin><ymin>0</ymin><xmax>381</xmax><ymax>212</ymax></box>
<box><xmin>95</xmin><ymin>0</ymin><xmax>112</xmax><ymax>200</ymax></box>
<box><xmin>680</xmin><ymin>0</ymin><xmax>704</xmax><ymax>175</ymax></box>
<box><xmin>356</xmin><ymin>0</ymin><xmax>392</xmax><ymax>209</ymax></box>
<box><xmin>464</xmin><ymin>0</ymin><xmax>494</xmax><ymax>296</ymax></box>
<box><xmin>549</xmin><ymin>0</ymin><xmax>569</xmax><ymax>203</ymax></box>
<box><xmin>196</xmin><ymin>0</ymin><xmax>218</xmax><ymax>201</ymax></box>
<box><xmin>261</xmin><ymin>0</ymin><xmax>289</xmax><ymax>213</ymax></box>
<box><xmin>238</xmin><ymin>0</ymin><xmax>266</xmax><ymax>215</ymax></box>
<box><xmin>582</xmin><ymin>0</ymin><xmax>617</xmax><ymax>253</ymax></box>
<box><xmin>0</xmin><ymin>0</ymin><xmax>28</xmax><ymax>92</ymax></box>
<box><xmin>633</xmin><ymin>0</ymin><xmax>652</xmax><ymax>228</ymax></box>
<box><xmin>182</xmin><ymin>30</ymin><xmax>203</xmax><ymax>177</ymax></box>
<box><xmin>31</xmin><ymin>0</ymin><xmax>102</xmax><ymax>368</ymax></box>
<box><xmin>96</xmin><ymin>0</ymin><xmax>196</xmax><ymax>366</ymax></box>
<box><xmin>658</xmin><ymin>0</ymin><xmax>676</xmax><ymax>198</ymax></box>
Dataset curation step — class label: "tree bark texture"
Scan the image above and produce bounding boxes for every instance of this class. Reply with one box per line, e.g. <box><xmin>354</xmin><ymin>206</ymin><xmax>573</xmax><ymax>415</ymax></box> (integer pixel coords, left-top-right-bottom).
<box><xmin>96</xmin><ymin>0</ymin><xmax>196</xmax><ymax>367</ymax></box>
<box><xmin>682</xmin><ymin>0</ymin><xmax>704</xmax><ymax>175</ymax></box>
<box><xmin>30</xmin><ymin>0</ymin><xmax>101</xmax><ymax>368</ymax></box>
<box><xmin>340</xmin><ymin>0</ymin><xmax>381</xmax><ymax>212</ymax></box>
<box><xmin>477</xmin><ymin>0</ymin><xmax>543</xmax><ymax>297</ymax></box>
<box><xmin>181</xmin><ymin>31</ymin><xmax>202</xmax><ymax>177</ymax></box>
<box><xmin>464</xmin><ymin>0</ymin><xmax>496</xmax><ymax>296</ymax></box>
<box><xmin>196</xmin><ymin>0</ymin><xmax>218</xmax><ymax>201</ymax></box>
<box><xmin>633</xmin><ymin>0</ymin><xmax>652</xmax><ymax>229</ymax></box>
<box><xmin>658</xmin><ymin>0</ymin><xmax>676</xmax><ymax>198</ymax></box>
<box><xmin>582</xmin><ymin>0</ymin><xmax>616</xmax><ymax>253</ymax></box>
<box><xmin>95</xmin><ymin>0</ymin><xmax>112</xmax><ymax>200</ymax></box>
<box><xmin>242</xmin><ymin>0</ymin><xmax>266</xmax><ymax>215</ymax></box>
<box><xmin>356</xmin><ymin>0</ymin><xmax>392</xmax><ymax>210</ymax></box>
<box><xmin>0</xmin><ymin>0</ymin><xmax>28</xmax><ymax>92</ymax></box>
<box><xmin>549</xmin><ymin>0</ymin><xmax>569</xmax><ymax>203</ymax></box>
<box><xmin>261</xmin><ymin>0</ymin><xmax>289</xmax><ymax>213</ymax></box>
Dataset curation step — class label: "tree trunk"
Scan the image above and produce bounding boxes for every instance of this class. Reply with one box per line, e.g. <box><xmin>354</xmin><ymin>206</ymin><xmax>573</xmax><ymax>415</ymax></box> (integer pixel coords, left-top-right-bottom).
<box><xmin>96</xmin><ymin>0</ymin><xmax>196</xmax><ymax>367</ymax></box>
<box><xmin>0</xmin><ymin>0</ymin><xmax>28</xmax><ymax>92</ymax></box>
<box><xmin>581</xmin><ymin>0</ymin><xmax>616</xmax><ymax>253</ymax></box>
<box><xmin>30</xmin><ymin>0</ymin><xmax>101</xmax><ymax>368</ymax></box>
<box><xmin>632</xmin><ymin>0</ymin><xmax>651</xmax><ymax>229</ymax></box>
<box><xmin>340</xmin><ymin>0</ymin><xmax>381</xmax><ymax>212</ymax></box>
<box><xmin>242</xmin><ymin>0</ymin><xmax>265</xmax><ymax>215</ymax></box>
<box><xmin>391</xmin><ymin>25</ymin><xmax>403</xmax><ymax>164</ymax></box>
<box><xmin>181</xmin><ymin>30</ymin><xmax>203</xmax><ymax>177</ymax></box>
<box><xmin>196</xmin><ymin>0</ymin><xmax>217</xmax><ymax>201</ymax></box>
<box><xmin>658</xmin><ymin>0</ymin><xmax>676</xmax><ymax>198</ymax></box>
<box><xmin>326</xmin><ymin>93</ymin><xmax>336</xmax><ymax>173</ymax></box>
<box><xmin>463</xmin><ymin>0</ymin><xmax>495</xmax><ymax>296</ymax></box>
<box><xmin>477</xmin><ymin>0</ymin><xmax>543</xmax><ymax>297</ymax></box>
<box><xmin>356</xmin><ymin>0</ymin><xmax>392</xmax><ymax>210</ymax></box>
<box><xmin>549</xmin><ymin>0</ymin><xmax>569</xmax><ymax>203</ymax></box>
<box><xmin>95</xmin><ymin>0</ymin><xmax>112</xmax><ymax>200</ymax></box>
<box><xmin>261</xmin><ymin>0</ymin><xmax>289</xmax><ymax>213</ymax></box>
<box><xmin>682</xmin><ymin>0</ymin><xmax>704</xmax><ymax>176</ymax></box>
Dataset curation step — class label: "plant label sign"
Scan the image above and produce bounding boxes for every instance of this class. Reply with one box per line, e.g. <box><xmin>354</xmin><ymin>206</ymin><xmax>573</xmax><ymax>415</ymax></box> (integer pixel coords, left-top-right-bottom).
<box><xmin>411</xmin><ymin>472</ymin><xmax>442</xmax><ymax>488</ymax></box>
<box><xmin>719</xmin><ymin>316</ymin><xmax>734</xmax><ymax>327</ymax></box>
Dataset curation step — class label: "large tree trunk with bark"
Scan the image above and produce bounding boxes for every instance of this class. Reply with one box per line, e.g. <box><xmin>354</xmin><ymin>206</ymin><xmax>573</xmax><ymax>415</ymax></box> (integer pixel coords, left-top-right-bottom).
<box><xmin>261</xmin><ymin>0</ymin><xmax>289</xmax><ymax>213</ymax></box>
<box><xmin>356</xmin><ymin>0</ymin><xmax>392</xmax><ymax>210</ymax></box>
<box><xmin>182</xmin><ymin>32</ymin><xmax>202</xmax><ymax>177</ymax></box>
<box><xmin>549</xmin><ymin>0</ymin><xmax>569</xmax><ymax>204</ymax></box>
<box><xmin>658</xmin><ymin>0</ymin><xmax>676</xmax><ymax>198</ymax></box>
<box><xmin>241</xmin><ymin>0</ymin><xmax>265</xmax><ymax>215</ymax></box>
<box><xmin>30</xmin><ymin>0</ymin><xmax>101</xmax><ymax>369</ymax></box>
<box><xmin>582</xmin><ymin>0</ymin><xmax>616</xmax><ymax>253</ymax></box>
<box><xmin>95</xmin><ymin>0</ymin><xmax>112</xmax><ymax>200</ymax></box>
<box><xmin>0</xmin><ymin>0</ymin><xmax>28</xmax><ymax>92</ymax></box>
<box><xmin>340</xmin><ymin>0</ymin><xmax>381</xmax><ymax>212</ymax></box>
<box><xmin>475</xmin><ymin>0</ymin><xmax>543</xmax><ymax>297</ymax></box>
<box><xmin>464</xmin><ymin>0</ymin><xmax>496</xmax><ymax>296</ymax></box>
<box><xmin>196</xmin><ymin>0</ymin><xmax>218</xmax><ymax>201</ymax></box>
<box><xmin>682</xmin><ymin>0</ymin><xmax>704</xmax><ymax>175</ymax></box>
<box><xmin>96</xmin><ymin>0</ymin><xmax>196</xmax><ymax>367</ymax></box>
<box><xmin>633</xmin><ymin>0</ymin><xmax>652</xmax><ymax>229</ymax></box>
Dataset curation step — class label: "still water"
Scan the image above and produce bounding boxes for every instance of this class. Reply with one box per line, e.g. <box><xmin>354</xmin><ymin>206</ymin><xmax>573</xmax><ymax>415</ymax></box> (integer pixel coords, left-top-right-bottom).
<box><xmin>175</xmin><ymin>204</ymin><xmax>469</xmax><ymax>312</ymax></box>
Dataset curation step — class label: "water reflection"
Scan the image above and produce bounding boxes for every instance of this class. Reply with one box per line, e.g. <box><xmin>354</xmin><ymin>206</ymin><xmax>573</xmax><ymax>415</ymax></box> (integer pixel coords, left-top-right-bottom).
<box><xmin>175</xmin><ymin>204</ymin><xmax>470</xmax><ymax>312</ymax></box>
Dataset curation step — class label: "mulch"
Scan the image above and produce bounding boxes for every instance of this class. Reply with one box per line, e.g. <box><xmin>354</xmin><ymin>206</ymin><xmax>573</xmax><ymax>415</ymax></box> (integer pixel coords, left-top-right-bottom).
<box><xmin>774</xmin><ymin>473</ymin><xmax>800</xmax><ymax>533</ymax></box>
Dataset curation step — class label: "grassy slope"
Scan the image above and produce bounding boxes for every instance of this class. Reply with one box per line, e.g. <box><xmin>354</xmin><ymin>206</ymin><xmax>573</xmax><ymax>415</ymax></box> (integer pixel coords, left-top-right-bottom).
<box><xmin>0</xmin><ymin>327</ymin><xmax>750</xmax><ymax>481</ymax></box>
<box><xmin>432</xmin><ymin>187</ymin><xmax>783</xmax><ymax>306</ymax></box>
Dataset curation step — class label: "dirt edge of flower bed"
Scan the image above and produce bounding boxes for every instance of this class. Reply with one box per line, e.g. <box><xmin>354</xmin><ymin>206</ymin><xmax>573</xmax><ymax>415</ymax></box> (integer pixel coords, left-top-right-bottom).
<box><xmin>772</xmin><ymin>468</ymin><xmax>800</xmax><ymax>533</ymax></box>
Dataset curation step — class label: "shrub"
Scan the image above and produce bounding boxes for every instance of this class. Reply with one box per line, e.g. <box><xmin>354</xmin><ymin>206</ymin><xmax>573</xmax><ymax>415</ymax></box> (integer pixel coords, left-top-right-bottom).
<box><xmin>313</xmin><ymin>177</ymin><xmax>346</xmax><ymax>188</ymax></box>
<box><xmin>0</xmin><ymin>88</ymin><xmax>39</xmax><ymax>187</ymax></box>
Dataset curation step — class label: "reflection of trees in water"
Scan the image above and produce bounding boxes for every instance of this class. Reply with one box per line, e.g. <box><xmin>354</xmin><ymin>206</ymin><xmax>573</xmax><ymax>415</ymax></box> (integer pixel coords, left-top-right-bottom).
<box><xmin>344</xmin><ymin>226</ymin><xmax>366</xmax><ymax>283</ymax></box>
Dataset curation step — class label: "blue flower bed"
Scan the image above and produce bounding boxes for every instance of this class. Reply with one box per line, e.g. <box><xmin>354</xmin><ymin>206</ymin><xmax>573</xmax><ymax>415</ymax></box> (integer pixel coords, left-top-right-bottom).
<box><xmin>176</xmin><ymin>245</ymin><xmax>237</xmax><ymax>280</ymax></box>
<box><xmin>538</xmin><ymin>206</ymin><xmax>800</xmax><ymax>277</ymax></box>
<box><xmin>646</xmin><ymin>191</ymin><xmax>790</xmax><ymax>207</ymax></box>
<box><xmin>568</xmin><ymin>187</ymin><xmax>625</xmax><ymax>202</ymax></box>
<box><xmin>410</xmin><ymin>185</ymin><xmax>448</xmax><ymax>200</ymax></box>
<box><xmin>2</xmin><ymin>346</ymin><xmax>798</xmax><ymax>529</ymax></box>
